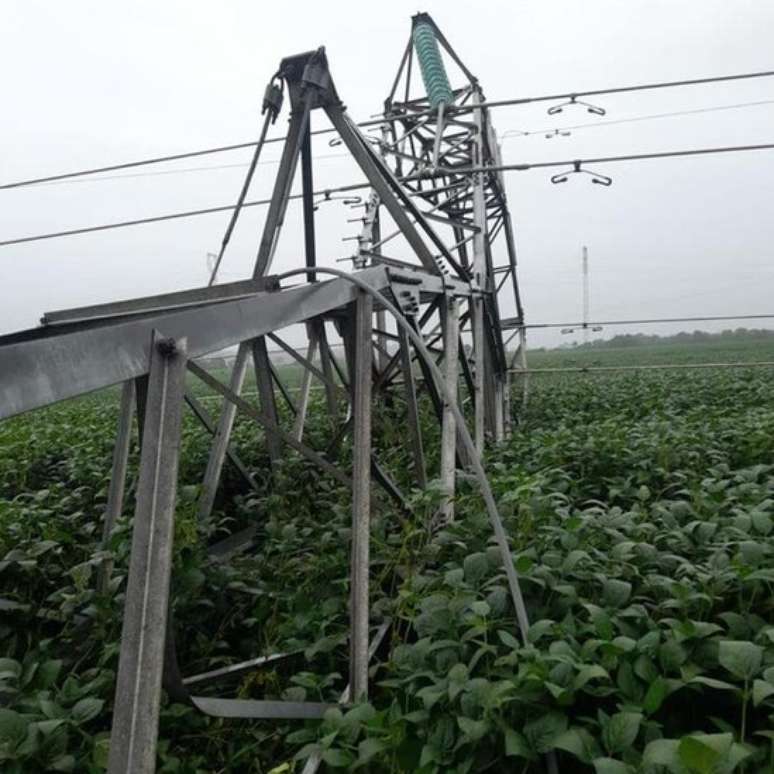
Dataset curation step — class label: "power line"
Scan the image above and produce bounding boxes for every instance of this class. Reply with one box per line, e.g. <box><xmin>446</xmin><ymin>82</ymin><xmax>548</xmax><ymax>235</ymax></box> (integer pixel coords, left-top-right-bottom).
<box><xmin>435</xmin><ymin>141</ymin><xmax>774</xmax><ymax>177</ymax></box>
<box><xmin>0</xmin><ymin>182</ymin><xmax>371</xmax><ymax>247</ymax></box>
<box><xmin>3</xmin><ymin>140</ymin><xmax>774</xmax><ymax>248</ymax></box>
<box><xmin>16</xmin><ymin>153</ymin><xmax>350</xmax><ymax>188</ymax></box>
<box><xmin>500</xmin><ymin>98</ymin><xmax>774</xmax><ymax>140</ymax></box>
<box><xmin>22</xmin><ymin>101</ymin><xmax>774</xmax><ymax>192</ymax></box>
<box><xmin>16</xmin><ymin>100</ymin><xmax>774</xmax><ymax>192</ymax></box>
<box><xmin>479</xmin><ymin>68</ymin><xmax>774</xmax><ymax>110</ymax></box>
<box><xmin>3</xmin><ymin>67</ymin><xmax>774</xmax><ymax>191</ymax></box>
<box><xmin>519</xmin><ymin>313</ymin><xmax>774</xmax><ymax>330</ymax></box>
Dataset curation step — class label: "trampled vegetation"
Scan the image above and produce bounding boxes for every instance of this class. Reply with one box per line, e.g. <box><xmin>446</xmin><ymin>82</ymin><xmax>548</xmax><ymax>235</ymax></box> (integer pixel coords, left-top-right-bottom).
<box><xmin>1</xmin><ymin>342</ymin><xmax>774</xmax><ymax>772</ymax></box>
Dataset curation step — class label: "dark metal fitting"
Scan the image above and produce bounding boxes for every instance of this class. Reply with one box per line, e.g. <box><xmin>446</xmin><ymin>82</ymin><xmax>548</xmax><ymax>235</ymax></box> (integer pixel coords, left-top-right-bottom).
<box><xmin>547</xmin><ymin>94</ymin><xmax>606</xmax><ymax>117</ymax></box>
<box><xmin>156</xmin><ymin>337</ymin><xmax>178</xmax><ymax>358</ymax></box>
<box><xmin>262</xmin><ymin>81</ymin><xmax>284</xmax><ymax>124</ymax></box>
<box><xmin>302</xmin><ymin>58</ymin><xmax>330</xmax><ymax>91</ymax></box>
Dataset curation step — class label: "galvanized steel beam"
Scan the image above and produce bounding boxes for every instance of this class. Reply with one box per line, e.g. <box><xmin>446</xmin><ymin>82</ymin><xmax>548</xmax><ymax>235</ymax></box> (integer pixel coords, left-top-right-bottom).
<box><xmin>107</xmin><ymin>332</ymin><xmax>187</xmax><ymax>774</ymax></box>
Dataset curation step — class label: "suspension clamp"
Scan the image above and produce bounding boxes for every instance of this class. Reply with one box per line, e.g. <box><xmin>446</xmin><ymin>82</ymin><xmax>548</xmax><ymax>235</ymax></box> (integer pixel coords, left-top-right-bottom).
<box><xmin>262</xmin><ymin>77</ymin><xmax>284</xmax><ymax>123</ymax></box>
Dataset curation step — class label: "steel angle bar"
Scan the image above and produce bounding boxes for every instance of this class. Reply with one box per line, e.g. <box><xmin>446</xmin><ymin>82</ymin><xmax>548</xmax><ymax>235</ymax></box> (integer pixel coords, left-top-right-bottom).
<box><xmin>42</xmin><ymin>277</ymin><xmax>270</xmax><ymax>327</ymax></box>
<box><xmin>440</xmin><ymin>297</ymin><xmax>460</xmax><ymax>521</ymax></box>
<box><xmin>350</xmin><ymin>291</ymin><xmax>373</xmax><ymax>701</ymax></box>
<box><xmin>314</xmin><ymin>319</ymin><xmax>339</xmax><ymax>418</ymax></box>
<box><xmin>326</xmin><ymin>106</ymin><xmax>462</xmax><ymax>277</ymax></box>
<box><xmin>253</xmin><ymin>93</ymin><xmax>314</xmax><ymax>278</ymax></box>
<box><xmin>267</xmin><ymin>331</ymin><xmax>347</xmax><ymax>400</ymax></box>
<box><xmin>187</xmin><ymin>360</ymin><xmax>351</xmax><ymax>487</ymax></box>
<box><xmin>206</xmin><ymin>523</ymin><xmax>259</xmax><ymax>562</ymax></box>
<box><xmin>0</xmin><ymin>266</ymin><xmax>391</xmax><ymax>420</ymax></box>
<box><xmin>191</xmin><ymin>698</ymin><xmax>335</xmax><ymax>720</ymax></box>
<box><xmin>97</xmin><ymin>379</ymin><xmax>135</xmax><ymax>594</ymax></box>
<box><xmin>197</xmin><ymin>342</ymin><xmax>252</xmax><ymax>521</ymax></box>
<box><xmin>300</xmin><ymin>620</ymin><xmax>391</xmax><ymax>774</ymax></box>
<box><xmin>183</xmin><ymin>389</ymin><xmax>258</xmax><ymax>492</ymax></box>
<box><xmin>252</xmin><ymin>337</ymin><xmax>283</xmax><ymax>464</ymax></box>
<box><xmin>371</xmin><ymin>458</ymin><xmax>409</xmax><ymax>512</ymax></box>
<box><xmin>398</xmin><ymin>326</ymin><xmax>427</xmax><ymax>488</ymax></box>
<box><xmin>270</xmin><ymin>362</ymin><xmax>299</xmax><ymax>416</ymax></box>
<box><xmin>182</xmin><ymin>651</ymin><xmax>298</xmax><ymax>690</ymax></box>
<box><xmin>107</xmin><ymin>332</ymin><xmax>187</xmax><ymax>774</ymax></box>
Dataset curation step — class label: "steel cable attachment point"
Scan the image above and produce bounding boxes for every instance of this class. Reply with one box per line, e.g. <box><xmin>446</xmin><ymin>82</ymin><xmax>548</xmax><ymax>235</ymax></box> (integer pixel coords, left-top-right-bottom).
<box><xmin>262</xmin><ymin>72</ymin><xmax>285</xmax><ymax>124</ymax></box>
<box><xmin>550</xmin><ymin>159</ymin><xmax>612</xmax><ymax>186</ymax></box>
<box><xmin>208</xmin><ymin>72</ymin><xmax>286</xmax><ymax>286</ymax></box>
<box><xmin>547</xmin><ymin>93</ymin><xmax>606</xmax><ymax>116</ymax></box>
<box><xmin>313</xmin><ymin>189</ymin><xmax>362</xmax><ymax>211</ymax></box>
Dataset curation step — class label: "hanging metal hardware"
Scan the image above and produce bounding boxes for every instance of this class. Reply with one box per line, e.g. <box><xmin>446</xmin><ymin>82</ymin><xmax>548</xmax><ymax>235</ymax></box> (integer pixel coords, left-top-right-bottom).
<box><xmin>313</xmin><ymin>190</ymin><xmax>363</xmax><ymax>210</ymax></box>
<box><xmin>262</xmin><ymin>72</ymin><xmax>285</xmax><ymax>123</ymax></box>
<box><xmin>547</xmin><ymin>93</ymin><xmax>605</xmax><ymax>116</ymax></box>
<box><xmin>544</xmin><ymin>128</ymin><xmax>572</xmax><ymax>139</ymax></box>
<box><xmin>550</xmin><ymin>160</ymin><xmax>612</xmax><ymax>186</ymax></box>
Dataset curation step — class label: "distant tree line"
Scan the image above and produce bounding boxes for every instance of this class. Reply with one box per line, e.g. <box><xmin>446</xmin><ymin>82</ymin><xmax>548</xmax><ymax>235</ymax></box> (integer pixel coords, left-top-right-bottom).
<box><xmin>575</xmin><ymin>327</ymin><xmax>774</xmax><ymax>350</ymax></box>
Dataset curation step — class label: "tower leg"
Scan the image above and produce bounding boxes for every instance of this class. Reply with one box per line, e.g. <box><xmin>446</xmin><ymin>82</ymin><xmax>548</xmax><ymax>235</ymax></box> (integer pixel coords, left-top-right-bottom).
<box><xmin>350</xmin><ymin>291</ymin><xmax>373</xmax><ymax>701</ymax></box>
<box><xmin>107</xmin><ymin>332</ymin><xmax>187</xmax><ymax>774</ymax></box>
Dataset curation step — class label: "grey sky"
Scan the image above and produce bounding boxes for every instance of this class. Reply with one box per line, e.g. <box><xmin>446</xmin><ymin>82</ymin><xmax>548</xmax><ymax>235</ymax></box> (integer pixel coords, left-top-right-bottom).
<box><xmin>3</xmin><ymin>0</ymin><xmax>774</xmax><ymax>348</ymax></box>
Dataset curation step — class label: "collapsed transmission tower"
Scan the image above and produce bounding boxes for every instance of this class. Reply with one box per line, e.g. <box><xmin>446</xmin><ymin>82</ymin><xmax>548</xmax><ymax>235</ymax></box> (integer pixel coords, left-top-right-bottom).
<box><xmin>0</xmin><ymin>14</ymin><xmax>529</xmax><ymax>774</ymax></box>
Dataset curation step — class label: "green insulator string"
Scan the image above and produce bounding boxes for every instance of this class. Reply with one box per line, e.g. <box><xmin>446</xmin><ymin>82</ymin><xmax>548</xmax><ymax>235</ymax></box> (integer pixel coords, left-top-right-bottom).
<box><xmin>412</xmin><ymin>21</ymin><xmax>453</xmax><ymax>109</ymax></box>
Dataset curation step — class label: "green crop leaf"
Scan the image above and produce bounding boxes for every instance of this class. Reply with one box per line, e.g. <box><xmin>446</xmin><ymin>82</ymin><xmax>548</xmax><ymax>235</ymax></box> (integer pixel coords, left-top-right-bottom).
<box><xmin>678</xmin><ymin>734</ymin><xmax>731</xmax><ymax>773</ymax></box>
<box><xmin>457</xmin><ymin>716</ymin><xmax>489</xmax><ymax>742</ymax></box>
<box><xmin>643</xmin><ymin>738</ymin><xmax>682</xmax><ymax>770</ymax></box>
<box><xmin>602</xmin><ymin>579</ymin><xmax>632</xmax><ymax>608</ymax></box>
<box><xmin>321</xmin><ymin>748</ymin><xmax>355</xmax><ymax>768</ymax></box>
<box><xmin>688</xmin><ymin>676</ymin><xmax>738</xmax><ymax>692</ymax></box>
<box><xmin>718</xmin><ymin>640</ymin><xmax>763</xmax><ymax>680</ymax></box>
<box><xmin>524</xmin><ymin>712</ymin><xmax>567</xmax><ymax>753</ymax></box>
<box><xmin>504</xmin><ymin>728</ymin><xmax>534</xmax><ymax>759</ymax></box>
<box><xmin>574</xmin><ymin>664</ymin><xmax>610</xmax><ymax>691</ymax></box>
<box><xmin>72</xmin><ymin>697</ymin><xmax>104</xmax><ymax>724</ymax></box>
<box><xmin>752</xmin><ymin>679</ymin><xmax>774</xmax><ymax>706</ymax></box>
<box><xmin>36</xmin><ymin>659</ymin><xmax>63</xmax><ymax>689</ymax></box>
<box><xmin>0</xmin><ymin>658</ymin><xmax>21</xmax><ymax>682</ymax></box>
<box><xmin>0</xmin><ymin>708</ymin><xmax>27</xmax><ymax>744</ymax></box>
<box><xmin>643</xmin><ymin>675</ymin><xmax>671</xmax><ymax>715</ymax></box>
<box><xmin>355</xmin><ymin>738</ymin><xmax>386</xmax><ymax>767</ymax></box>
<box><xmin>602</xmin><ymin>711</ymin><xmax>642</xmax><ymax>755</ymax></box>
<box><xmin>463</xmin><ymin>553</ymin><xmax>489</xmax><ymax>585</ymax></box>
<box><xmin>497</xmin><ymin>630</ymin><xmax>520</xmax><ymax>650</ymax></box>
<box><xmin>592</xmin><ymin>757</ymin><xmax>634</xmax><ymax>774</ymax></box>
<box><xmin>470</xmin><ymin>600</ymin><xmax>490</xmax><ymax>618</ymax></box>
<box><xmin>553</xmin><ymin>728</ymin><xmax>596</xmax><ymax>762</ymax></box>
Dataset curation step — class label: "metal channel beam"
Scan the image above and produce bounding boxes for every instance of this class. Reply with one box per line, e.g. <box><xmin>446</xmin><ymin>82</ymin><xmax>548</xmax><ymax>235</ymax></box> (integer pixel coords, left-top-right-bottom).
<box><xmin>350</xmin><ymin>291</ymin><xmax>373</xmax><ymax>701</ymax></box>
<box><xmin>197</xmin><ymin>342</ymin><xmax>251</xmax><ymax>520</ymax></box>
<box><xmin>0</xmin><ymin>267</ymin><xmax>391</xmax><ymax>420</ymax></box>
<box><xmin>42</xmin><ymin>277</ymin><xmax>269</xmax><ymax>326</ymax></box>
<box><xmin>107</xmin><ymin>332</ymin><xmax>187</xmax><ymax>774</ymax></box>
<box><xmin>187</xmin><ymin>361</ymin><xmax>351</xmax><ymax>488</ymax></box>
<box><xmin>397</xmin><ymin>326</ymin><xmax>427</xmax><ymax>488</ymax></box>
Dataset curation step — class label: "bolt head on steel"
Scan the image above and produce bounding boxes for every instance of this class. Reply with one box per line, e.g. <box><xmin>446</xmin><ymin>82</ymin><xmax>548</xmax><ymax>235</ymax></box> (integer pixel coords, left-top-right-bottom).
<box><xmin>156</xmin><ymin>337</ymin><xmax>178</xmax><ymax>357</ymax></box>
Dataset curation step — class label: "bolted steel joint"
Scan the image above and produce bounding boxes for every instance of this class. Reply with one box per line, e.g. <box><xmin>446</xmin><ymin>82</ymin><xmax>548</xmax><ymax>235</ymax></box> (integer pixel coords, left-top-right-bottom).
<box><xmin>156</xmin><ymin>337</ymin><xmax>178</xmax><ymax>358</ymax></box>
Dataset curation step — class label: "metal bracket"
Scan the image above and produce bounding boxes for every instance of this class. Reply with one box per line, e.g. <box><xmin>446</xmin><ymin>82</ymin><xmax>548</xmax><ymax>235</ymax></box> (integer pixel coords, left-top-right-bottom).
<box><xmin>551</xmin><ymin>159</ymin><xmax>612</xmax><ymax>186</ymax></box>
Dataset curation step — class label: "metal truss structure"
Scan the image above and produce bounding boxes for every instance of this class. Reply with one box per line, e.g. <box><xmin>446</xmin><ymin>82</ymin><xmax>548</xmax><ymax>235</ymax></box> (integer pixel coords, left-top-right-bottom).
<box><xmin>0</xmin><ymin>14</ymin><xmax>531</xmax><ymax>774</ymax></box>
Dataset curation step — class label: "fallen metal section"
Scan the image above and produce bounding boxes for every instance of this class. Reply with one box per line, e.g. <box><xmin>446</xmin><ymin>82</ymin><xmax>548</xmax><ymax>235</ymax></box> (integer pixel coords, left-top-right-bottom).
<box><xmin>0</xmin><ymin>267</ymin><xmax>389</xmax><ymax>419</ymax></box>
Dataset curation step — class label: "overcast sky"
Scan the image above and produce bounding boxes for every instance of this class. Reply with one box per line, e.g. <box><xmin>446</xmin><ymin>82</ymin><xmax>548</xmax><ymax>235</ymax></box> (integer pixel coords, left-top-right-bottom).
<box><xmin>3</xmin><ymin>0</ymin><xmax>774</xmax><ymax>348</ymax></box>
